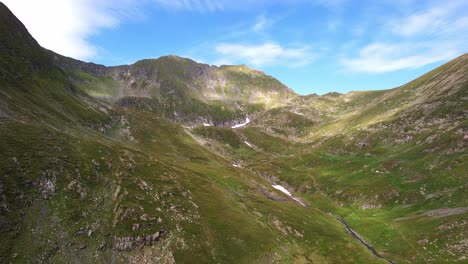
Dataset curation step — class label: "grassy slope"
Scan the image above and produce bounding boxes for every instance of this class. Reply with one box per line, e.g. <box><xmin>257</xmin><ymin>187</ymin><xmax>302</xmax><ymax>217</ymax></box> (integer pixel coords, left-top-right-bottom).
<box><xmin>44</xmin><ymin>51</ymin><xmax>467</xmax><ymax>263</ymax></box>
<box><xmin>193</xmin><ymin>54</ymin><xmax>468</xmax><ymax>263</ymax></box>
<box><xmin>0</xmin><ymin>108</ymin><xmax>384</xmax><ymax>263</ymax></box>
<box><xmin>0</xmin><ymin>4</ymin><xmax>383</xmax><ymax>263</ymax></box>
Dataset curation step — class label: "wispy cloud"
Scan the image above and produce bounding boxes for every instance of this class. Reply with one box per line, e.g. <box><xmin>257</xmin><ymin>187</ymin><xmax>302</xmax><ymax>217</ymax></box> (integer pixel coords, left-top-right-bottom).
<box><xmin>341</xmin><ymin>42</ymin><xmax>458</xmax><ymax>73</ymax></box>
<box><xmin>3</xmin><ymin>0</ymin><xmax>144</xmax><ymax>61</ymax></box>
<box><xmin>387</xmin><ymin>1</ymin><xmax>468</xmax><ymax>38</ymax></box>
<box><xmin>214</xmin><ymin>42</ymin><xmax>314</xmax><ymax>67</ymax></box>
<box><xmin>152</xmin><ymin>0</ymin><xmax>223</xmax><ymax>12</ymax></box>
<box><xmin>389</xmin><ymin>8</ymin><xmax>445</xmax><ymax>37</ymax></box>
<box><xmin>253</xmin><ymin>15</ymin><xmax>273</xmax><ymax>32</ymax></box>
<box><xmin>327</xmin><ymin>17</ymin><xmax>341</xmax><ymax>32</ymax></box>
<box><xmin>341</xmin><ymin>1</ymin><xmax>468</xmax><ymax>73</ymax></box>
<box><xmin>152</xmin><ymin>0</ymin><xmax>349</xmax><ymax>13</ymax></box>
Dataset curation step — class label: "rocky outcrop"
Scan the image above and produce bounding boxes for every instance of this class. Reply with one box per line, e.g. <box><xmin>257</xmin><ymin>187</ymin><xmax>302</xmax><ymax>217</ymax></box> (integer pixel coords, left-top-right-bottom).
<box><xmin>112</xmin><ymin>229</ymin><xmax>165</xmax><ymax>251</ymax></box>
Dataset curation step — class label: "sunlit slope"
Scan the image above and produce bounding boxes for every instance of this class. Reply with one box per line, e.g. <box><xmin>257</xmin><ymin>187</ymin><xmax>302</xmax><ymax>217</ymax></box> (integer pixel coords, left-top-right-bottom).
<box><xmin>196</xmin><ymin>54</ymin><xmax>467</xmax><ymax>263</ymax></box>
<box><xmin>50</xmin><ymin>52</ymin><xmax>296</xmax><ymax>125</ymax></box>
<box><xmin>0</xmin><ymin>3</ymin><xmax>384</xmax><ymax>263</ymax></box>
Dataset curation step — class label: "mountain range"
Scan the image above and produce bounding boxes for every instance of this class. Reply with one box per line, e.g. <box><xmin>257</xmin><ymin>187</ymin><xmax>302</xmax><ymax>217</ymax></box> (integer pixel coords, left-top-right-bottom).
<box><xmin>0</xmin><ymin>2</ymin><xmax>467</xmax><ymax>263</ymax></box>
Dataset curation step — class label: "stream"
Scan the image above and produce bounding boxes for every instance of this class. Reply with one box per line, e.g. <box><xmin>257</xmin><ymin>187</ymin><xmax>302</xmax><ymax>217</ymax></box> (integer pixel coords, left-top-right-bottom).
<box><xmin>271</xmin><ymin>184</ymin><xmax>397</xmax><ymax>263</ymax></box>
<box><xmin>331</xmin><ymin>214</ymin><xmax>397</xmax><ymax>264</ymax></box>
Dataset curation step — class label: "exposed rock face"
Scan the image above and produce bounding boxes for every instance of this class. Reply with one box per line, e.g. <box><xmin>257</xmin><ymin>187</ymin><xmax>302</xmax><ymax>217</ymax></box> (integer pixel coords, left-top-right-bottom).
<box><xmin>112</xmin><ymin>230</ymin><xmax>165</xmax><ymax>251</ymax></box>
<box><xmin>48</xmin><ymin>52</ymin><xmax>111</xmax><ymax>76</ymax></box>
<box><xmin>424</xmin><ymin>207</ymin><xmax>468</xmax><ymax>218</ymax></box>
<box><xmin>50</xmin><ymin>51</ymin><xmax>296</xmax><ymax>125</ymax></box>
<box><xmin>256</xmin><ymin>184</ymin><xmax>288</xmax><ymax>202</ymax></box>
<box><xmin>98</xmin><ymin>241</ymin><xmax>106</xmax><ymax>251</ymax></box>
<box><xmin>38</xmin><ymin>171</ymin><xmax>56</xmax><ymax>199</ymax></box>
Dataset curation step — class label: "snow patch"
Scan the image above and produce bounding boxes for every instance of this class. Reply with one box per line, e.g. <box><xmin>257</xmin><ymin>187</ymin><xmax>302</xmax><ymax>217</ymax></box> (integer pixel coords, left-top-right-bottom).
<box><xmin>293</xmin><ymin>111</ymin><xmax>304</xmax><ymax>116</ymax></box>
<box><xmin>232</xmin><ymin>163</ymin><xmax>241</xmax><ymax>168</ymax></box>
<box><xmin>244</xmin><ymin>141</ymin><xmax>253</xmax><ymax>148</ymax></box>
<box><xmin>203</xmin><ymin>122</ymin><xmax>212</xmax><ymax>127</ymax></box>
<box><xmin>272</xmin><ymin>184</ymin><xmax>306</xmax><ymax>206</ymax></box>
<box><xmin>272</xmin><ymin>185</ymin><xmax>292</xmax><ymax>196</ymax></box>
<box><xmin>231</xmin><ymin>117</ymin><xmax>250</xmax><ymax>128</ymax></box>
<box><xmin>292</xmin><ymin>197</ymin><xmax>306</xmax><ymax>207</ymax></box>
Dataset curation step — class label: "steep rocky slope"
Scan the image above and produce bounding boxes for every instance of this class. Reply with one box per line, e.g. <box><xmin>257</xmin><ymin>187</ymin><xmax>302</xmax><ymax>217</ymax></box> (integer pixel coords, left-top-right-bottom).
<box><xmin>50</xmin><ymin>52</ymin><xmax>295</xmax><ymax>126</ymax></box>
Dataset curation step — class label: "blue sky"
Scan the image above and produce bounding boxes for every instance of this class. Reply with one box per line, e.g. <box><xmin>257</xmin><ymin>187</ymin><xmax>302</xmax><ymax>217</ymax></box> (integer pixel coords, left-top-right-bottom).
<box><xmin>4</xmin><ymin>0</ymin><xmax>467</xmax><ymax>94</ymax></box>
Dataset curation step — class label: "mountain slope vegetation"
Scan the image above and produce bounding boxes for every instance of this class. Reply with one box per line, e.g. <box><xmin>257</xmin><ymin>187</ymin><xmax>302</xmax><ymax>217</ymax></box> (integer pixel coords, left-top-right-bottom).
<box><xmin>0</xmin><ymin>2</ymin><xmax>466</xmax><ymax>263</ymax></box>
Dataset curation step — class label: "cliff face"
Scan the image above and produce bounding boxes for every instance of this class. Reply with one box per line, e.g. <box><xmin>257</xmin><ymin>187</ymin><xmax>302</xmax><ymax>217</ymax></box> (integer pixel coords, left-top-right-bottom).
<box><xmin>50</xmin><ymin>52</ymin><xmax>296</xmax><ymax>125</ymax></box>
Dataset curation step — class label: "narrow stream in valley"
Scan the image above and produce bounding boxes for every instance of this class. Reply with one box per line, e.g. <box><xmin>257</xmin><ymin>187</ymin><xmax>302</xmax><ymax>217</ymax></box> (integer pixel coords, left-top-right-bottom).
<box><xmin>331</xmin><ymin>214</ymin><xmax>397</xmax><ymax>264</ymax></box>
<box><xmin>271</xmin><ymin>184</ymin><xmax>397</xmax><ymax>263</ymax></box>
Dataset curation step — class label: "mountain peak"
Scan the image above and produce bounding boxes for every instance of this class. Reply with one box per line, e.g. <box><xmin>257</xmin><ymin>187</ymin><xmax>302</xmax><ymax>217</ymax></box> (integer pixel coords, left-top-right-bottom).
<box><xmin>0</xmin><ymin>2</ymin><xmax>51</xmax><ymax>81</ymax></box>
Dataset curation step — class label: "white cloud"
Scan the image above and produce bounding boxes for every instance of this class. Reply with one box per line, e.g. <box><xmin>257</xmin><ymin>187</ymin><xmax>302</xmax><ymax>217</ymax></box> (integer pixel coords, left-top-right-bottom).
<box><xmin>342</xmin><ymin>1</ymin><xmax>467</xmax><ymax>73</ymax></box>
<box><xmin>2</xmin><ymin>0</ymin><xmax>142</xmax><ymax>61</ymax></box>
<box><xmin>388</xmin><ymin>2</ymin><xmax>468</xmax><ymax>38</ymax></box>
<box><xmin>214</xmin><ymin>42</ymin><xmax>314</xmax><ymax>67</ymax></box>
<box><xmin>341</xmin><ymin>42</ymin><xmax>458</xmax><ymax>73</ymax></box>
<box><xmin>152</xmin><ymin>0</ymin><xmax>348</xmax><ymax>13</ymax></box>
<box><xmin>253</xmin><ymin>15</ymin><xmax>272</xmax><ymax>32</ymax></box>
<box><xmin>390</xmin><ymin>8</ymin><xmax>444</xmax><ymax>37</ymax></box>
<box><xmin>152</xmin><ymin>0</ymin><xmax>223</xmax><ymax>12</ymax></box>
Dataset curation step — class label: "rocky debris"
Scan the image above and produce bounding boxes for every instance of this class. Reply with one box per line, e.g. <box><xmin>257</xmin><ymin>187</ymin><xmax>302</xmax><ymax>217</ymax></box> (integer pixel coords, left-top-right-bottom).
<box><xmin>79</xmin><ymin>244</ymin><xmax>87</xmax><ymax>250</ymax></box>
<box><xmin>272</xmin><ymin>218</ymin><xmax>288</xmax><ymax>235</ymax></box>
<box><xmin>256</xmin><ymin>184</ymin><xmax>287</xmax><ymax>202</ymax></box>
<box><xmin>361</xmin><ymin>194</ymin><xmax>383</xmax><ymax>209</ymax></box>
<box><xmin>424</xmin><ymin>207</ymin><xmax>468</xmax><ymax>218</ymax></box>
<box><xmin>38</xmin><ymin>171</ymin><xmax>57</xmax><ymax>199</ymax></box>
<box><xmin>140</xmin><ymin>214</ymin><xmax>150</xmax><ymax>221</ymax></box>
<box><xmin>270</xmin><ymin>217</ymin><xmax>304</xmax><ymax>238</ymax></box>
<box><xmin>113</xmin><ymin>234</ymin><xmax>176</xmax><ymax>264</ymax></box>
<box><xmin>437</xmin><ymin>220</ymin><xmax>466</xmax><ymax>231</ymax></box>
<box><xmin>75</xmin><ymin>223</ymin><xmax>99</xmax><ymax>237</ymax></box>
<box><xmin>361</xmin><ymin>202</ymin><xmax>382</xmax><ymax>210</ymax></box>
<box><xmin>112</xmin><ymin>229</ymin><xmax>165</xmax><ymax>251</ymax></box>
<box><xmin>418</xmin><ymin>239</ymin><xmax>429</xmax><ymax>245</ymax></box>
<box><xmin>295</xmin><ymin>230</ymin><xmax>304</xmax><ymax>239</ymax></box>
<box><xmin>67</xmin><ymin>180</ymin><xmax>87</xmax><ymax>200</ymax></box>
<box><xmin>75</xmin><ymin>226</ymin><xmax>88</xmax><ymax>236</ymax></box>
<box><xmin>132</xmin><ymin>223</ymin><xmax>142</xmax><ymax>231</ymax></box>
<box><xmin>444</xmin><ymin>239</ymin><xmax>468</xmax><ymax>260</ymax></box>
<box><xmin>113</xmin><ymin>185</ymin><xmax>121</xmax><ymax>201</ymax></box>
<box><xmin>138</xmin><ymin>179</ymin><xmax>151</xmax><ymax>191</ymax></box>
<box><xmin>169</xmin><ymin>206</ymin><xmax>178</xmax><ymax>213</ymax></box>
<box><xmin>98</xmin><ymin>241</ymin><xmax>106</xmax><ymax>251</ymax></box>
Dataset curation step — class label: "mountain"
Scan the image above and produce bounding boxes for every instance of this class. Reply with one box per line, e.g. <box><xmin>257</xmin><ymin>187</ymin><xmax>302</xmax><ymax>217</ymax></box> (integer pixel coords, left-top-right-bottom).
<box><xmin>0</xmin><ymin>2</ymin><xmax>467</xmax><ymax>263</ymax></box>
<box><xmin>50</xmin><ymin>52</ymin><xmax>295</xmax><ymax>126</ymax></box>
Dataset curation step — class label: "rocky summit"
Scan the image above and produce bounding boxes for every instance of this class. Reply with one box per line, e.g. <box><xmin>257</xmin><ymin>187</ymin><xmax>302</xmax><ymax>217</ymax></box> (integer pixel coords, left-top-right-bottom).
<box><xmin>0</xmin><ymin>2</ymin><xmax>467</xmax><ymax>263</ymax></box>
